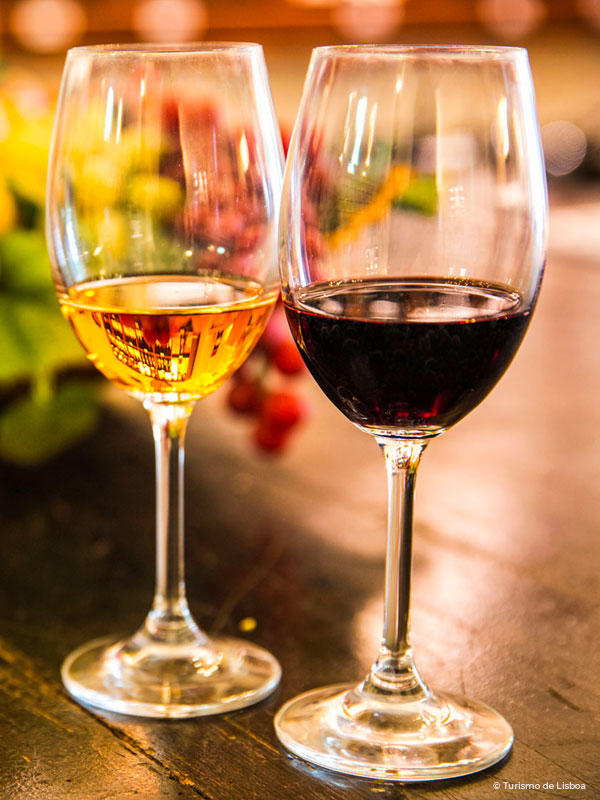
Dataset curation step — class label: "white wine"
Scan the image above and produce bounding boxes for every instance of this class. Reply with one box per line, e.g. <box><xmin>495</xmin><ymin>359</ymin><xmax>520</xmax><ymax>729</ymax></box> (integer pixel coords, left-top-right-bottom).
<box><xmin>60</xmin><ymin>275</ymin><xmax>277</xmax><ymax>401</ymax></box>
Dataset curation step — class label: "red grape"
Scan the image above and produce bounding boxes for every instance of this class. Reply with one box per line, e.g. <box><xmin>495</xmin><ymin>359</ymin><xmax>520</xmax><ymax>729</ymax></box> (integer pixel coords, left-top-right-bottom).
<box><xmin>254</xmin><ymin>421</ymin><xmax>288</xmax><ymax>452</ymax></box>
<box><xmin>262</xmin><ymin>391</ymin><xmax>305</xmax><ymax>431</ymax></box>
<box><xmin>272</xmin><ymin>341</ymin><xmax>304</xmax><ymax>376</ymax></box>
<box><xmin>227</xmin><ymin>381</ymin><xmax>262</xmax><ymax>414</ymax></box>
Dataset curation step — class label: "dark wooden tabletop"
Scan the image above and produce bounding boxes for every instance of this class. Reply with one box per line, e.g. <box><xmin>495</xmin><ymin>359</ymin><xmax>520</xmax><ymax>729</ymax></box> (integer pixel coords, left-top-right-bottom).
<box><xmin>1</xmin><ymin>192</ymin><xmax>599</xmax><ymax>800</ymax></box>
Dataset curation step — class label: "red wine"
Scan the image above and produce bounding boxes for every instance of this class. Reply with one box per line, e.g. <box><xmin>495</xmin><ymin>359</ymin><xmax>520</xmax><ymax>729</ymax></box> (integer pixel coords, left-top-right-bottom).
<box><xmin>284</xmin><ymin>278</ymin><xmax>532</xmax><ymax>434</ymax></box>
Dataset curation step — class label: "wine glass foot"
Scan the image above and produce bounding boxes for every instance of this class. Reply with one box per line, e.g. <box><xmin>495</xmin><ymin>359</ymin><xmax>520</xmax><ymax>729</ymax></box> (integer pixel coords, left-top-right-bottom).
<box><xmin>274</xmin><ymin>682</ymin><xmax>513</xmax><ymax>781</ymax></box>
<box><xmin>62</xmin><ymin>634</ymin><xmax>281</xmax><ymax>718</ymax></box>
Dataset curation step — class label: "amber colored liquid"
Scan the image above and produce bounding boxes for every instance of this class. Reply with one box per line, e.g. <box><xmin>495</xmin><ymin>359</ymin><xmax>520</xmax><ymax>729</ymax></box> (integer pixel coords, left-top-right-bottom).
<box><xmin>60</xmin><ymin>275</ymin><xmax>277</xmax><ymax>401</ymax></box>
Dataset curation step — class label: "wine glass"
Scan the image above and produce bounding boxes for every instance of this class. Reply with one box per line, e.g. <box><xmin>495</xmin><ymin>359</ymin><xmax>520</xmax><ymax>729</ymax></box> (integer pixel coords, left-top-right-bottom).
<box><xmin>46</xmin><ymin>43</ymin><xmax>283</xmax><ymax>718</ymax></box>
<box><xmin>275</xmin><ymin>45</ymin><xmax>547</xmax><ymax>779</ymax></box>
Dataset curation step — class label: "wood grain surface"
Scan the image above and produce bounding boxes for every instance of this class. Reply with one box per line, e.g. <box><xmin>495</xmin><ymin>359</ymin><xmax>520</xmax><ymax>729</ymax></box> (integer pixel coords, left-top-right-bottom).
<box><xmin>0</xmin><ymin>194</ymin><xmax>598</xmax><ymax>799</ymax></box>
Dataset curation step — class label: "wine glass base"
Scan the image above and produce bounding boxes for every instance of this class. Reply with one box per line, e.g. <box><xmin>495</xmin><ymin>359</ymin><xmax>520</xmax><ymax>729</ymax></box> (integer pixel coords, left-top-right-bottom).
<box><xmin>62</xmin><ymin>635</ymin><xmax>281</xmax><ymax>718</ymax></box>
<box><xmin>274</xmin><ymin>683</ymin><xmax>513</xmax><ymax>781</ymax></box>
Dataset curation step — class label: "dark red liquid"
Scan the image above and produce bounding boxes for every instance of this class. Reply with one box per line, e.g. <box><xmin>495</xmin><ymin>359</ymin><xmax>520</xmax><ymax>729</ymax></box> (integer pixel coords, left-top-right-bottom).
<box><xmin>285</xmin><ymin>278</ymin><xmax>531</xmax><ymax>434</ymax></box>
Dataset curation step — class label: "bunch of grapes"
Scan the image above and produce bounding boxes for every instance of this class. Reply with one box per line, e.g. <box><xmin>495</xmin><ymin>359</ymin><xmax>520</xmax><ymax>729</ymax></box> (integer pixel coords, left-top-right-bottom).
<box><xmin>226</xmin><ymin>298</ymin><xmax>308</xmax><ymax>453</ymax></box>
<box><xmin>224</xmin><ymin>123</ymin><xmax>309</xmax><ymax>454</ymax></box>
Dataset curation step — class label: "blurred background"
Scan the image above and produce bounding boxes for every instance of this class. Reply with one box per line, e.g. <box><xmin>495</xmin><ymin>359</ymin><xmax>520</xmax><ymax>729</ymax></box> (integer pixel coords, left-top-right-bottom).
<box><xmin>2</xmin><ymin>0</ymin><xmax>600</xmax><ymax>151</ymax></box>
<box><xmin>1</xmin><ymin>0</ymin><xmax>599</xmax><ymax>464</ymax></box>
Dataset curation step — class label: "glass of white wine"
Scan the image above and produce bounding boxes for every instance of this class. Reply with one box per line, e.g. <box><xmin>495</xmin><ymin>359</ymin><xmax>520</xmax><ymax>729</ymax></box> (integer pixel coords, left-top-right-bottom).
<box><xmin>46</xmin><ymin>43</ymin><xmax>283</xmax><ymax>718</ymax></box>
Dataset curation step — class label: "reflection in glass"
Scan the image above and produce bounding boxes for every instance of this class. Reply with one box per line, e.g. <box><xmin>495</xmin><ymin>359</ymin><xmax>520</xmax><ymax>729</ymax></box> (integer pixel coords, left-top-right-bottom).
<box><xmin>275</xmin><ymin>45</ymin><xmax>547</xmax><ymax>780</ymax></box>
<box><xmin>47</xmin><ymin>43</ymin><xmax>283</xmax><ymax>718</ymax></box>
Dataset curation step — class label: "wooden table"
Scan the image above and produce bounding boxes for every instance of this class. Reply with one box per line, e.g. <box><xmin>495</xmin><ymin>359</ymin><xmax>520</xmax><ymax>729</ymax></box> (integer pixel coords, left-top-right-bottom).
<box><xmin>0</xmin><ymin>193</ymin><xmax>598</xmax><ymax>799</ymax></box>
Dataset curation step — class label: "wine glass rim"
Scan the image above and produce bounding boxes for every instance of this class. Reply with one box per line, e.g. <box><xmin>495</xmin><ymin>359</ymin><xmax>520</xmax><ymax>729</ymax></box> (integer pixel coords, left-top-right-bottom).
<box><xmin>312</xmin><ymin>44</ymin><xmax>528</xmax><ymax>60</ymax></box>
<box><xmin>67</xmin><ymin>42</ymin><xmax>263</xmax><ymax>56</ymax></box>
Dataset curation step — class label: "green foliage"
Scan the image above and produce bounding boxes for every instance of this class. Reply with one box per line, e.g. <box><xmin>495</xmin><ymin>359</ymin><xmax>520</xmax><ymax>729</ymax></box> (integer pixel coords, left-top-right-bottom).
<box><xmin>0</xmin><ymin>228</ymin><xmax>99</xmax><ymax>465</ymax></box>
<box><xmin>321</xmin><ymin>146</ymin><xmax>439</xmax><ymax>236</ymax></box>
<box><xmin>0</xmin><ymin>230</ymin><xmax>54</xmax><ymax>293</ymax></box>
<box><xmin>0</xmin><ymin>293</ymin><xmax>86</xmax><ymax>383</ymax></box>
<box><xmin>392</xmin><ymin>176</ymin><xmax>438</xmax><ymax>215</ymax></box>
<box><xmin>0</xmin><ymin>69</ymin><xmax>101</xmax><ymax>466</ymax></box>
<box><xmin>0</xmin><ymin>382</ymin><xmax>99</xmax><ymax>465</ymax></box>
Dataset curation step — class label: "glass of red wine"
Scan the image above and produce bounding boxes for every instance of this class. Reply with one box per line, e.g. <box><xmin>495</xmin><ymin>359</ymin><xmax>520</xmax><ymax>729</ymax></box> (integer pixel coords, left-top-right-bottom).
<box><xmin>275</xmin><ymin>45</ymin><xmax>547</xmax><ymax>780</ymax></box>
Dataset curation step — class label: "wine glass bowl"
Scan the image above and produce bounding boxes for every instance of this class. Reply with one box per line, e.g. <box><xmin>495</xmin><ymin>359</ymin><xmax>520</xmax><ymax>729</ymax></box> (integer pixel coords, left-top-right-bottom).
<box><xmin>47</xmin><ymin>44</ymin><xmax>283</xmax><ymax>717</ymax></box>
<box><xmin>49</xmin><ymin>43</ymin><xmax>282</xmax><ymax>406</ymax></box>
<box><xmin>276</xmin><ymin>45</ymin><xmax>547</xmax><ymax>779</ymax></box>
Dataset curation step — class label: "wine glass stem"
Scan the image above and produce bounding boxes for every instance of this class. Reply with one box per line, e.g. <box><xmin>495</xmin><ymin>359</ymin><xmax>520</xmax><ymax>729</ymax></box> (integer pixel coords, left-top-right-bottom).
<box><xmin>144</xmin><ymin>401</ymin><xmax>202</xmax><ymax>643</ymax></box>
<box><xmin>366</xmin><ymin>438</ymin><xmax>429</xmax><ymax>695</ymax></box>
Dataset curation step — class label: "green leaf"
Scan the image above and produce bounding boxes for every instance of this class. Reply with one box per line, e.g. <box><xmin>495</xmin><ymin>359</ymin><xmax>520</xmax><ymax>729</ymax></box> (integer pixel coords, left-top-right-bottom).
<box><xmin>0</xmin><ymin>230</ymin><xmax>54</xmax><ymax>294</ymax></box>
<box><xmin>0</xmin><ymin>294</ymin><xmax>86</xmax><ymax>384</ymax></box>
<box><xmin>0</xmin><ymin>382</ymin><xmax>99</xmax><ymax>465</ymax></box>
<box><xmin>393</xmin><ymin>176</ymin><xmax>438</xmax><ymax>216</ymax></box>
<box><xmin>0</xmin><ymin>296</ymin><xmax>30</xmax><ymax>383</ymax></box>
